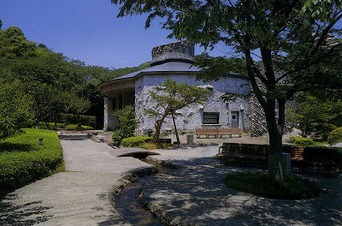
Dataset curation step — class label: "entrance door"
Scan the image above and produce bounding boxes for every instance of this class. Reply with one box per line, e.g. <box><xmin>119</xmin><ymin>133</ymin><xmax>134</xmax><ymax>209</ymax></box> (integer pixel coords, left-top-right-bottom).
<box><xmin>231</xmin><ymin>111</ymin><xmax>239</xmax><ymax>128</ymax></box>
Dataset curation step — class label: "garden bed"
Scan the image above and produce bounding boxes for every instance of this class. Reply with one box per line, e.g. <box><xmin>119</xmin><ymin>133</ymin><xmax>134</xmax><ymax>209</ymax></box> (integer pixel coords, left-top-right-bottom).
<box><xmin>0</xmin><ymin>128</ymin><xmax>64</xmax><ymax>196</ymax></box>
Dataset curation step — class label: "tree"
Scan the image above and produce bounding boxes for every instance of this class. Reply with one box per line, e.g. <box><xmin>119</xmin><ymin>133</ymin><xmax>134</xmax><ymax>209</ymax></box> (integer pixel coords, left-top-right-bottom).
<box><xmin>112</xmin><ymin>0</ymin><xmax>342</xmax><ymax>181</ymax></box>
<box><xmin>0</xmin><ymin>26</ymin><xmax>36</xmax><ymax>59</ymax></box>
<box><xmin>145</xmin><ymin>79</ymin><xmax>210</xmax><ymax>143</ymax></box>
<box><xmin>0</xmin><ymin>77</ymin><xmax>34</xmax><ymax>138</ymax></box>
<box><xmin>287</xmin><ymin>95</ymin><xmax>342</xmax><ymax>139</ymax></box>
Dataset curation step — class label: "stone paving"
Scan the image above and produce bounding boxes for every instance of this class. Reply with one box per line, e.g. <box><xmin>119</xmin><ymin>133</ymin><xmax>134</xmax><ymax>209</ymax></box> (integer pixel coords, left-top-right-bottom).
<box><xmin>1</xmin><ymin>133</ymin><xmax>341</xmax><ymax>225</ymax></box>
<box><xmin>144</xmin><ymin>153</ymin><xmax>342</xmax><ymax>225</ymax></box>
<box><xmin>0</xmin><ymin>139</ymin><xmax>154</xmax><ymax>226</ymax></box>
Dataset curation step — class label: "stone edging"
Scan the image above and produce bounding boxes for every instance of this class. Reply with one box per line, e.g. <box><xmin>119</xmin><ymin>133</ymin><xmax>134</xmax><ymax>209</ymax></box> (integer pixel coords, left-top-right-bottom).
<box><xmin>109</xmin><ymin>158</ymin><xmax>181</xmax><ymax>225</ymax></box>
<box><xmin>109</xmin><ymin>166</ymin><xmax>157</xmax><ymax>208</ymax></box>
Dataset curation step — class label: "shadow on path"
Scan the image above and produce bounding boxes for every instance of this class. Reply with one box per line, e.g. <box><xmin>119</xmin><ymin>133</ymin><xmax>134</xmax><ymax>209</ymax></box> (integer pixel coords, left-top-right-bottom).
<box><xmin>0</xmin><ymin>194</ymin><xmax>52</xmax><ymax>225</ymax></box>
<box><xmin>143</xmin><ymin>157</ymin><xmax>342</xmax><ymax>225</ymax></box>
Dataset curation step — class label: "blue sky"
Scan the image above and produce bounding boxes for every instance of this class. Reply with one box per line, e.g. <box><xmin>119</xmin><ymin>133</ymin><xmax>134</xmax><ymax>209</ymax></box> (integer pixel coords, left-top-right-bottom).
<box><xmin>1</xmin><ymin>0</ymin><xmax>176</xmax><ymax>68</ymax></box>
<box><xmin>0</xmin><ymin>0</ymin><xmax>228</xmax><ymax>69</ymax></box>
<box><xmin>1</xmin><ymin>1</ymin><xmax>340</xmax><ymax>69</ymax></box>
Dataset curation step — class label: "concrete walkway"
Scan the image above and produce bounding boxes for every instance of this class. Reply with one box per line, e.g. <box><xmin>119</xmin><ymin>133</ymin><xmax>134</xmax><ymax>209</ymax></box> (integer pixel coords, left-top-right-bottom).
<box><xmin>1</xmin><ymin>136</ymin><xmax>341</xmax><ymax>225</ymax></box>
<box><xmin>0</xmin><ymin>139</ymin><xmax>154</xmax><ymax>226</ymax></box>
<box><xmin>143</xmin><ymin>149</ymin><xmax>342</xmax><ymax>225</ymax></box>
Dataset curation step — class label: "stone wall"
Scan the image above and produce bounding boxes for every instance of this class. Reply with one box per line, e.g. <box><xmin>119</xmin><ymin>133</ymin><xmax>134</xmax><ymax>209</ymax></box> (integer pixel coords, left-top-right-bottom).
<box><xmin>151</xmin><ymin>42</ymin><xmax>194</xmax><ymax>66</ymax></box>
<box><xmin>134</xmin><ymin>74</ymin><xmax>251</xmax><ymax>135</ymax></box>
<box><xmin>248</xmin><ymin>95</ymin><xmax>267</xmax><ymax>136</ymax></box>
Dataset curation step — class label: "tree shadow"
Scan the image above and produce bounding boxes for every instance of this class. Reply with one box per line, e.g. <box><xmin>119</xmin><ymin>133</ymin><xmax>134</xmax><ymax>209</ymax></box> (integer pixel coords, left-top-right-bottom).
<box><xmin>0</xmin><ymin>142</ymin><xmax>34</xmax><ymax>153</ymax></box>
<box><xmin>0</xmin><ymin>194</ymin><xmax>52</xmax><ymax>225</ymax></box>
<box><xmin>142</xmin><ymin>157</ymin><xmax>342</xmax><ymax>225</ymax></box>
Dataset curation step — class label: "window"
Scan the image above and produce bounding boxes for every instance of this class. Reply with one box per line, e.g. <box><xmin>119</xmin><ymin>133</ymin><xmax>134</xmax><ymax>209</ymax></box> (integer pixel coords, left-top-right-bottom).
<box><xmin>203</xmin><ymin>112</ymin><xmax>219</xmax><ymax>124</ymax></box>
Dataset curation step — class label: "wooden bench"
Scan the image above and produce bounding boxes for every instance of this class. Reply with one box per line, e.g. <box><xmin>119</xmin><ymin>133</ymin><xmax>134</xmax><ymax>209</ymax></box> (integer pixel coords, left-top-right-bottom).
<box><xmin>218</xmin><ymin>143</ymin><xmax>341</xmax><ymax>173</ymax></box>
<box><xmin>217</xmin><ymin>143</ymin><xmax>268</xmax><ymax>167</ymax></box>
<box><xmin>196</xmin><ymin>128</ymin><xmax>242</xmax><ymax>139</ymax></box>
<box><xmin>195</xmin><ymin>128</ymin><xmax>219</xmax><ymax>138</ymax></box>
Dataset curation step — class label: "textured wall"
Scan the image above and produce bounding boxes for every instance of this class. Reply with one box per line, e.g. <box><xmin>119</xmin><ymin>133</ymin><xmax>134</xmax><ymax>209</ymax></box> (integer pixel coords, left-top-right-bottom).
<box><xmin>151</xmin><ymin>42</ymin><xmax>194</xmax><ymax>65</ymax></box>
<box><xmin>134</xmin><ymin>74</ymin><xmax>251</xmax><ymax>135</ymax></box>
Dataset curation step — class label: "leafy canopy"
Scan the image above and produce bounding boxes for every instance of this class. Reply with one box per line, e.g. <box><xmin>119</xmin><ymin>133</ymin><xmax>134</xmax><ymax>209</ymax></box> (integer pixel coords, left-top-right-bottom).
<box><xmin>112</xmin><ymin>0</ymin><xmax>342</xmax><ymax>180</ymax></box>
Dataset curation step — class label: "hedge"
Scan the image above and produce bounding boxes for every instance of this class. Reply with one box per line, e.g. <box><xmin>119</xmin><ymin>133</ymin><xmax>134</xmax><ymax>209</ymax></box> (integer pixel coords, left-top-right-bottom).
<box><xmin>291</xmin><ymin>137</ymin><xmax>314</xmax><ymax>146</ymax></box>
<box><xmin>121</xmin><ymin>136</ymin><xmax>151</xmax><ymax>147</ymax></box>
<box><xmin>62</xmin><ymin>114</ymin><xmax>96</xmax><ymax>128</ymax></box>
<box><xmin>0</xmin><ymin>128</ymin><xmax>64</xmax><ymax>195</ymax></box>
<box><xmin>328</xmin><ymin>127</ymin><xmax>342</xmax><ymax>145</ymax></box>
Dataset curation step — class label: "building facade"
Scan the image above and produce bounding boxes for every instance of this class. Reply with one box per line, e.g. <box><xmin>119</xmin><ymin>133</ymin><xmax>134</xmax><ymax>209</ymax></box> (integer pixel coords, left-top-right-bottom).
<box><xmin>98</xmin><ymin>42</ymin><xmax>261</xmax><ymax>135</ymax></box>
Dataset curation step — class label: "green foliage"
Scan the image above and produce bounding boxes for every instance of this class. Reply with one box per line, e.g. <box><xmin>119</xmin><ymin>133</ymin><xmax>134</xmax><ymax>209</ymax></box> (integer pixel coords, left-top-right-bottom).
<box><xmin>65</xmin><ymin>124</ymin><xmax>94</xmax><ymax>130</ymax></box>
<box><xmin>112</xmin><ymin>0</ymin><xmax>342</xmax><ymax>181</ymax></box>
<box><xmin>121</xmin><ymin>136</ymin><xmax>151</xmax><ymax>147</ymax></box>
<box><xmin>328</xmin><ymin>127</ymin><xmax>342</xmax><ymax>145</ymax></box>
<box><xmin>194</xmin><ymin>54</ymin><xmax>247</xmax><ymax>82</ymax></box>
<box><xmin>0</xmin><ymin>128</ymin><xmax>64</xmax><ymax>195</ymax></box>
<box><xmin>287</xmin><ymin>95</ymin><xmax>342</xmax><ymax>139</ymax></box>
<box><xmin>0</xmin><ymin>77</ymin><xmax>34</xmax><ymax>138</ymax></box>
<box><xmin>112</xmin><ymin>106</ymin><xmax>137</xmax><ymax>146</ymax></box>
<box><xmin>145</xmin><ymin>79</ymin><xmax>210</xmax><ymax>141</ymax></box>
<box><xmin>293</xmin><ymin>137</ymin><xmax>315</xmax><ymax>146</ymax></box>
<box><xmin>62</xmin><ymin>114</ymin><xmax>96</xmax><ymax>128</ymax></box>
<box><xmin>224</xmin><ymin>172</ymin><xmax>321</xmax><ymax>199</ymax></box>
<box><xmin>0</xmin><ymin>26</ymin><xmax>36</xmax><ymax>59</ymax></box>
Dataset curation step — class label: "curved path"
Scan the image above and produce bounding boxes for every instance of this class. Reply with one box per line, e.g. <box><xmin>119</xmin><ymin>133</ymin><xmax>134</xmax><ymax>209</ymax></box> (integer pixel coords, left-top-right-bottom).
<box><xmin>143</xmin><ymin>155</ymin><xmax>342</xmax><ymax>225</ymax></box>
<box><xmin>1</xmin><ymin>138</ymin><xmax>341</xmax><ymax>225</ymax></box>
<box><xmin>0</xmin><ymin>139</ymin><xmax>154</xmax><ymax>225</ymax></box>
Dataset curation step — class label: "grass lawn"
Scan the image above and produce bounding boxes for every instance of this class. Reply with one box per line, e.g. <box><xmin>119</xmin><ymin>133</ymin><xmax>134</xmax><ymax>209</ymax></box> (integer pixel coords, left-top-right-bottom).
<box><xmin>37</xmin><ymin>122</ymin><xmax>94</xmax><ymax>130</ymax></box>
<box><xmin>224</xmin><ymin>172</ymin><xmax>322</xmax><ymax>200</ymax></box>
<box><xmin>0</xmin><ymin>128</ymin><xmax>64</xmax><ymax>197</ymax></box>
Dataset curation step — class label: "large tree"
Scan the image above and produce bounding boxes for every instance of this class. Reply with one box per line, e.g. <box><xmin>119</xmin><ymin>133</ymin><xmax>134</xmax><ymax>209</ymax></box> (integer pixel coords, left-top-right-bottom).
<box><xmin>112</xmin><ymin>0</ymin><xmax>342</xmax><ymax>181</ymax></box>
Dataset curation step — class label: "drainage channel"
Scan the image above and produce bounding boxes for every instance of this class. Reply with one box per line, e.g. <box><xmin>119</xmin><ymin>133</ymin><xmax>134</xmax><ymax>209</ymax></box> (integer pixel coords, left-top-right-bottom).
<box><xmin>115</xmin><ymin>153</ymin><xmax>170</xmax><ymax>225</ymax></box>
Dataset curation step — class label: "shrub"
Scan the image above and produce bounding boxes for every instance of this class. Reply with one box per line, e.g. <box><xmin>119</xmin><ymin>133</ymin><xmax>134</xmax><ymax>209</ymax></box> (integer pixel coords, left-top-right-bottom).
<box><xmin>66</xmin><ymin>124</ymin><xmax>94</xmax><ymax>130</ymax></box>
<box><xmin>328</xmin><ymin>127</ymin><xmax>342</xmax><ymax>145</ymax></box>
<box><xmin>121</xmin><ymin>136</ymin><xmax>151</xmax><ymax>147</ymax></box>
<box><xmin>288</xmin><ymin>136</ymin><xmax>300</xmax><ymax>143</ymax></box>
<box><xmin>112</xmin><ymin>106</ymin><xmax>137</xmax><ymax>147</ymax></box>
<box><xmin>112</xmin><ymin>130</ymin><xmax>123</xmax><ymax>147</ymax></box>
<box><xmin>293</xmin><ymin>137</ymin><xmax>314</xmax><ymax>146</ymax></box>
<box><xmin>0</xmin><ymin>128</ymin><xmax>63</xmax><ymax>195</ymax></box>
<box><xmin>224</xmin><ymin>172</ymin><xmax>322</xmax><ymax>199</ymax></box>
<box><xmin>140</xmin><ymin>142</ymin><xmax>158</xmax><ymax>150</ymax></box>
<box><xmin>317</xmin><ymin>123</ymin><xmax>337</xmax><ymax>141</ymax></box>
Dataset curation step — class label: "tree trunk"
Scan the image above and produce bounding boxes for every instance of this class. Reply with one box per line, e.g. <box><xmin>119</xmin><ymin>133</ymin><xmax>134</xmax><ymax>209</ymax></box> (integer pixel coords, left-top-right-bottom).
<box><xmin>267</xmin><ymin>125</ymin><xmax>284</xmax><ymax>182</ymax></box>
<box><xmin>153</xmin><ymin>110</ymin><xmax>170</xmax><ymax>142</ymax></box>
<box><xmin>264</xmin><ymin>100</ymin><xmax>286</xmax><ymax>183</ymax></box>
<box><xmin>171</xmin><ymin>111</ymin><xmax>180</xmax><ymax>148</ymax></box>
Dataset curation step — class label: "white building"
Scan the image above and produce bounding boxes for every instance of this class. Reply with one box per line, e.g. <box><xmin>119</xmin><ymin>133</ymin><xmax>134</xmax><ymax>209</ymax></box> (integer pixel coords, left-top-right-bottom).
<box><xmin>99</xmin><ymin>42</ymin><xmax>262</xmax><ymax>135</ymax></box>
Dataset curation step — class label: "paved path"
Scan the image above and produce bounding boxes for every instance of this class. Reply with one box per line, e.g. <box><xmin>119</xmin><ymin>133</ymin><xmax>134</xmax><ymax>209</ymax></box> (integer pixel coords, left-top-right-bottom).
<box><xmin>143</xmin><ymin>153</ymin><xmax>342</xmax><ymax>226</ymax></box>
<box><xmin>1</xmin><ymin>137</ymin><xmax>341</xmax><ymax>225</ymax></box>
<box><xmin>0</xmin><ymin>139</ymin><xmax>153</xmax><ymax>226</ymax></box>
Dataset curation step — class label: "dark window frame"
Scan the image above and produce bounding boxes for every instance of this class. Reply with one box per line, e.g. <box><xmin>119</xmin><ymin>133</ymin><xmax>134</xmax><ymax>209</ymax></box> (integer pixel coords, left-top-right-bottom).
<box><xmin>203</xmin><ymin>112</ymin><xmax>220</xmax><ymax>124</ymax></box>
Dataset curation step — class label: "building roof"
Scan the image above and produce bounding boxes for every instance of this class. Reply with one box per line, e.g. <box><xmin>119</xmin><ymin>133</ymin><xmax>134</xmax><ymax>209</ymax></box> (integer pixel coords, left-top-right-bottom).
<box><xmin>111</xmin><ymin>61</ymin><xmax>200</xmax><ymax>81</ymax></box>
<box><xmin>98</xmin><ymin>42</ymin><xmax>246</xmax><ymax>97</ymax></box>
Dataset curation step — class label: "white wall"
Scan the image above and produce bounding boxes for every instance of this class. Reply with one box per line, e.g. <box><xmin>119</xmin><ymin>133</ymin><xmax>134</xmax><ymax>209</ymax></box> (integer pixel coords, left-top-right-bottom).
<box><xmin>134</xmin><ymin>74</ymin><xmax>251</xmax><ymax>135</ymax></box>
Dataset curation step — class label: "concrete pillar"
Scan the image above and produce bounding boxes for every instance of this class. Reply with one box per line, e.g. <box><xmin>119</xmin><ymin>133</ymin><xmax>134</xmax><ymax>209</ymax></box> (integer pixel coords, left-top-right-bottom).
<box><xmin>103</xmin><ymin>97</ymin><xmax>109</xmax><ymax>131</ymax></box>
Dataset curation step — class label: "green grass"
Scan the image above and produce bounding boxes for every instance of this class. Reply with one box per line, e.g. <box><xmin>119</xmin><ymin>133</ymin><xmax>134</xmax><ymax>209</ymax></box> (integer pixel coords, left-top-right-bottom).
<box><xmin>37</xmin><ymin>122</ymin><xmax>94</xmax><ymax>130</ymax></box>
<box><xmin>0</xmin><ymin>128</ymin><xmax>64</xmax><ymax>196</ymax></box>
<box><xmin>224</xmin><ymin>172</ymin><xmax>322</xmax><ymax>199</ymax></box>
<box><xmin>65</xmin><ymin>124</ymin><xmax>94</xmax><ymax>130</ymax></box>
